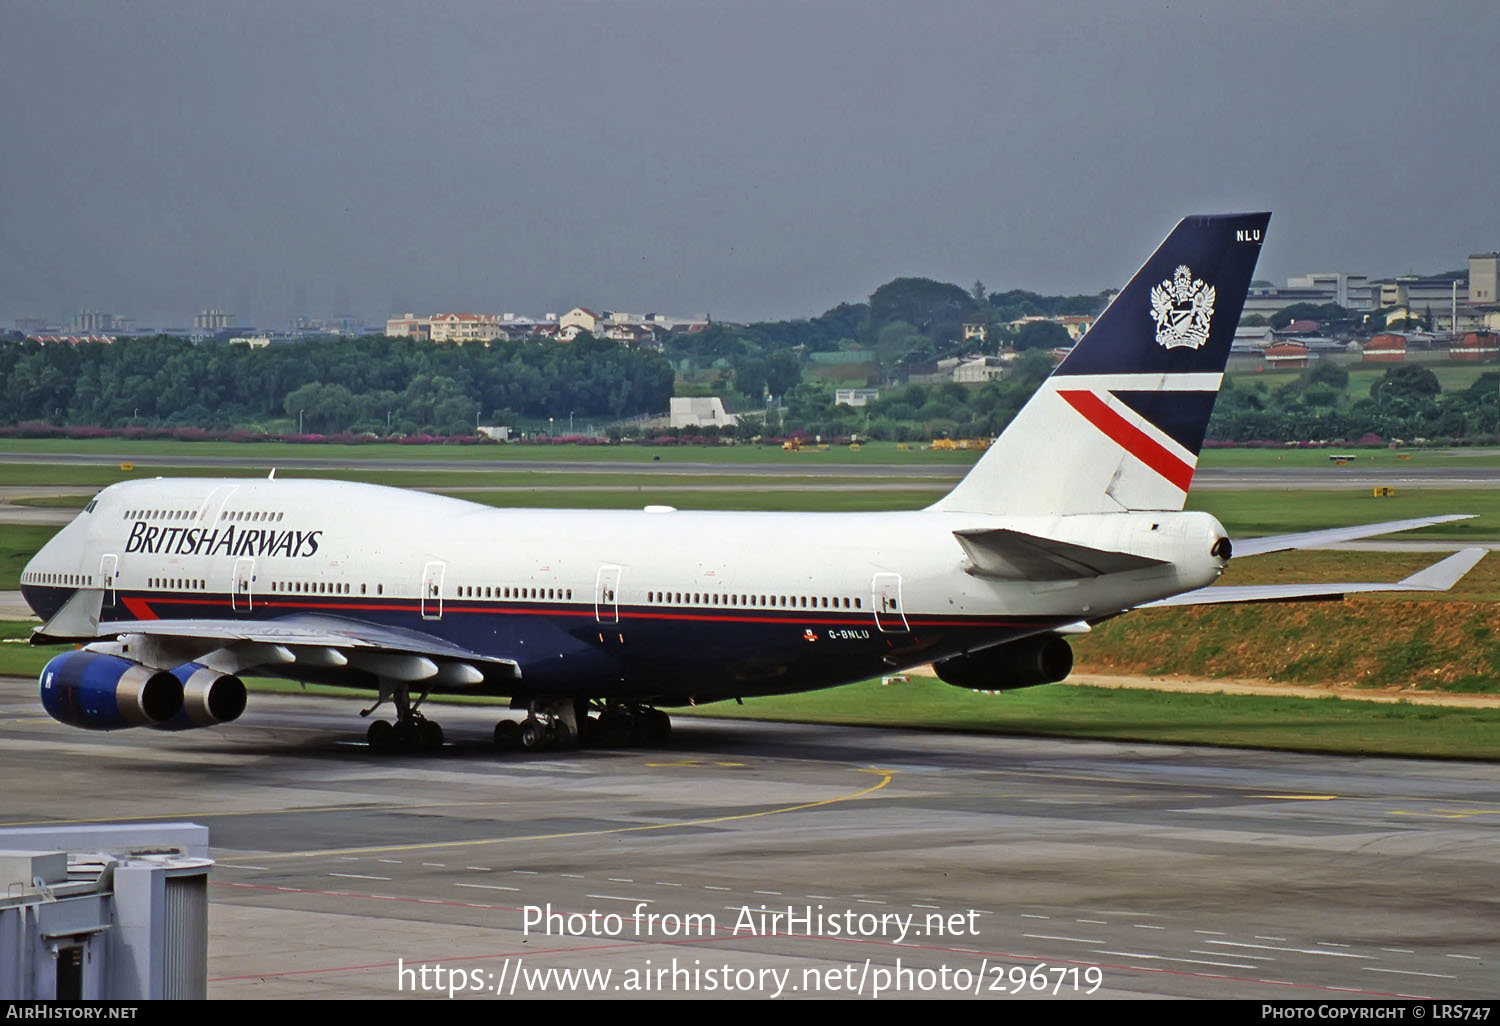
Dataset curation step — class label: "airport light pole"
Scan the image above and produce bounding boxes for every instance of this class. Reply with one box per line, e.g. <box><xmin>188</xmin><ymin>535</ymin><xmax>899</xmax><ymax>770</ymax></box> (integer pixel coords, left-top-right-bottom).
<box><xmin>299</xmin><ymin>409</ymin><xmax>304</xmax><ymax>435</ymax></box>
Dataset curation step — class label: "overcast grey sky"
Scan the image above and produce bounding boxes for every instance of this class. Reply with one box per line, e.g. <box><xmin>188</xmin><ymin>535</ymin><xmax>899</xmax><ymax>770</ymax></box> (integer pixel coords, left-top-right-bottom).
<box><xmin>3</xmin><ymin>0</ymin><xmax>1498</xmax><ymax>328</ymax></box>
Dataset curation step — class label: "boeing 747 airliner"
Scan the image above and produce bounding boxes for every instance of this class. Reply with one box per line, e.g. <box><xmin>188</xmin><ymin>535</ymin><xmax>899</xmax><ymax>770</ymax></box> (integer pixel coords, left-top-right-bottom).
<box><xmin>19</xmin><ymin>213</ymin><xmax>1484</xmax><ymax>752</ymax></box>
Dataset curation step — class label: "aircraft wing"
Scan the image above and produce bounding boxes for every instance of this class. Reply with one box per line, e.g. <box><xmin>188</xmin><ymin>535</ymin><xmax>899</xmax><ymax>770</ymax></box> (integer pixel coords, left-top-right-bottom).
<box><xmin>33</xmin><ymin>604</ymin><xmax>519</xmax><ymax>676</ymax></box>
<box><xmin>1231</xmin><ymin>515</ymin><xmax>1474</xmax><ymax>558</ymax></box>
<box><xmin>1142</xmin><ymin>547</ymin><xmax>1486</xmax><ymax>607</ymax></box>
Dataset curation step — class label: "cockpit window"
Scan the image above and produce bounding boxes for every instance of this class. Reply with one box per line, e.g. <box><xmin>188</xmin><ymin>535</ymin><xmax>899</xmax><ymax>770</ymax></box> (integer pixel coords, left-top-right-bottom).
<box><xmin>85</xmin><ymin>499</ymin><xmax>98</xmax><ymax>514</ymax></box>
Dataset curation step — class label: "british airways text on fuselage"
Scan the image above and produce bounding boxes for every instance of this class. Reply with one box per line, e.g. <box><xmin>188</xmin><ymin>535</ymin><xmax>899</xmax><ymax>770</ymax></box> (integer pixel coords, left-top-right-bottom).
<box><xmin>124</xmin><ymin>521</ymin><xmax>323</xmax><ymax>558</ymax></box>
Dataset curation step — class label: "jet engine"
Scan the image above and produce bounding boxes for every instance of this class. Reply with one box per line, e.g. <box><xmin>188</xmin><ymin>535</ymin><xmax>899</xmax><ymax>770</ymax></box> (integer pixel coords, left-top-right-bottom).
<box><xmin>39</xmin><ymin>650</ymin><xmax>184</xmax><ymax>730</ymax></box>
<box><xmin>151</xmin><ymin>662</ymin><xmax>248</xmax><ymax>731</ymax></box>
<box><xmin>934</xmin><ymin>636</ymin><xmax>1073</xmax><ymax>691</ymax></box>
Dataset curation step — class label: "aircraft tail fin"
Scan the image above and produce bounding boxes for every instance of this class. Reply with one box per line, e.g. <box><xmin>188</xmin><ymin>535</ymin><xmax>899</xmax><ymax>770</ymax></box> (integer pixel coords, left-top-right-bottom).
<box><xmin>933</xmin><ymin>212</ymin><xmax>1270</xmax><ymax>516</ymax></box>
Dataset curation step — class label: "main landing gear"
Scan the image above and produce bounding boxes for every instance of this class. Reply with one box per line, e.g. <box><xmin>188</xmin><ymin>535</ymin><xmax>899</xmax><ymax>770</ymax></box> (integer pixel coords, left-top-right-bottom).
<box><xmin>362</xmin><ymin>679</ymin><xmax>444</xmax><ymax>754</ymax></box>
<box><xmin>493</xmin><ymin>700</ymin><xmax>671</xmax><ymax>753</ymax></box>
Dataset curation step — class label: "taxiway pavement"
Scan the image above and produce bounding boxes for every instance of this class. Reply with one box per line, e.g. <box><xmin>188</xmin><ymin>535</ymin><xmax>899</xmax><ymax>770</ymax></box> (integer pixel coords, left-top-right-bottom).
<box><xmin>0</xmin><ymin>678</ymin><xmax>1493</xmax><ymax>1000</ymax></box>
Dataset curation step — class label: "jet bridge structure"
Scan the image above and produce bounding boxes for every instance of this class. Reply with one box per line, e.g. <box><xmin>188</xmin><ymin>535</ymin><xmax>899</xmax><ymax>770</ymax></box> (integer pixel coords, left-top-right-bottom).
<box><xmin>0</xmin><ymin>823</ymin><xmax>211</xmax><ymax>1000</ymax></box>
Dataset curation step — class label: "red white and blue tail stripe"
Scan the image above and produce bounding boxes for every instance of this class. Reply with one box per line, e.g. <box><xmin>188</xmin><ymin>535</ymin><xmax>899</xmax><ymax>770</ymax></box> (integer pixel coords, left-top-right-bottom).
<box><xmin>935</xmin><ymin>213</ymin><xmax>1269</xmax><ymax>516</ymax></box>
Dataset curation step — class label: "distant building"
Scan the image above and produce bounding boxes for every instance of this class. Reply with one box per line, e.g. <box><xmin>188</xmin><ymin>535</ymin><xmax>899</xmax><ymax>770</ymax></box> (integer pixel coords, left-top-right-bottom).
<box><xmin>962</xmin><ymin>323</ymin><xmax>988</xmax><ymax>343</ymax></box>
<box><xmin>1232</xmin><ymin>325</ymin><xmax>1276</xmax><ymax>352</ymax></box>
<box><xmin>1242</xmin><ymin>285</ymin><xmax>1338</xmax><ymax>319</ymax></box>
<box><xmin>386</xmin><ymin>314</ymin><xmax>431</xmax><ymax>339</ymax></box>
<box><xmin>1451</xmin><ymin>332</ymin><xmax>1500</xmax><ymax>362</ymax></box>
<box><xmin>835</xmin><ymin>388</ymin><xmax>880</xmax><ymax>407</ymax></box>
<box><xmin>669</xmin><ymin>396</ymin><xmax>738</xmax><ymax>429</ymax></box>
<box><xmin>71</xmin><ymin>310</ymin><xmax>117</xmax><ymax>333</ymax></box>
<box><xmin>1469</xmin><ymin>253</ymin><xmax>1500</xmax><ymax>306</ymax></box>
<box><xmin>952</xmin><ymin>356</ymin><xmax>1005</xmax><ymax>383</ymax></box>
<box><xmin>13</xmin><ymin>316</ymin><xmax>46</xmax><ymax>334</ymax></box>
<box><xmin>559</xmin><ymin>307</ymin><xmax>602</xmax><ymax>336</ymax></box>
<box><xmin>231</xmin><ymin>335</ymin><xmax>272</xmax><ymax>349</ymax></box>
<box><xmin>193</xmin><ymin>308</ymin><xmax>233</xmax><ymax>332</ymax></box>
<box><xmin>428</xmin><ymin>313</ymin><xmax>508</xmax><ymax>343</ymax></box>
<box><xmin>1264</xmin><ymin>342</ymin><xmax>1311</xmax><ymax>368</ymax></box>
<box><xmin>26</xmin><ymin>335</ymin><xmax>115</xmax><ymax>345</ymax></box>
<box><xmin>1370</xmin><ymin>276</ymin><xmax>1465</xmax><ymax>313</ymax></box>
<box><xmin>1363</xmin><ymin>333</ymin><xmax>1407</xmax><ymax>362</ymax></box>
<box><xmin>1285</xmin><ymin>272</ymin><xmax>1371</xmax><ymax>310</ymax></box>
<box><xmin>1055</xmin><ymin>315</ymin><xmax>1096</xmax><ymax>340</ymax></box>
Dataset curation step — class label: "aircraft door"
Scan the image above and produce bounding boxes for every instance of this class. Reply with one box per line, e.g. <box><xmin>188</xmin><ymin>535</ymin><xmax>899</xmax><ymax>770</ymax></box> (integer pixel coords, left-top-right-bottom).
<box><xmin>595</xmin><ymin>565</ymin><xmax>621</xmax><ymax>625</ymax></box>
<box><xmin>232</xmin><ymin>557</ymin><xmax>254</xmax><ymax>612</ymax></box>
<box><xmin>99</xmin><ymin>553</ymin><xmax>118</xmax><ymax>608</ymax></box>
<box><xmin>872</xmin><ymin>572</ymin><xmax>909</xmax><ymax>633</ymax></box>
<box><xmin>422</xmin><ymin>561</ymin><xmax>445</xmax><ymax>620</ymax></box>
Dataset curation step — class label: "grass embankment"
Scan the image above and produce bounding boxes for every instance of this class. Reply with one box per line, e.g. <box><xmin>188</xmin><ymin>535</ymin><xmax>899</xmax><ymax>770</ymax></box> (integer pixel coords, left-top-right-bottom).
<box><xmin>1070</xmin><ymin>551</ymin><xmax>1500</xmax><ymax>694</ymax></box>
<box><xmin>683</xmin><ymin>676</ymin><xmax>1500</xmax><ymax>761</ymax></box>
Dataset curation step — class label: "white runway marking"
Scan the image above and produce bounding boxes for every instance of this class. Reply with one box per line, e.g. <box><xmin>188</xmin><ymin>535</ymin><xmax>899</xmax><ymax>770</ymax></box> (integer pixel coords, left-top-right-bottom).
<box><xmin>1362</xmin><ymin>967</ymin><xmax>1457</xmax><ymax>979</ymax></box>
<box><xmin>1207</xmin><ymin>940</ymin><xmax>1373</xmax><ymax>959</ymax></box>
<box><xmin>1023</xmin><ymin>933</ymin><xmax>1102</xmax><ymax>944</ymax></box>
<box><xmin>587</xmin><ymin>894</ymin><xmax>653</xmax><ymax>903</ymax></box>
<box><xmin>1194</xmin><ymin>950</ymin><xmax>1275</xmax><ymax>962</ymax></box>
<box><xmin>328</xmin><ymin>873</ymin><xmax>390</xmax><ymax>881</ymax></box>
<box><xmin>1094</xmin><ymin>949</ymin><xmax>1257</xmax><ymax>970</ymax></box>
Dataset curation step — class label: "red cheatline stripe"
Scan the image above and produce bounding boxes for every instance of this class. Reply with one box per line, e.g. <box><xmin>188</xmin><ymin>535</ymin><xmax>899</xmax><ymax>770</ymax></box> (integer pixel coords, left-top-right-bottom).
<box><xmin>1057</xmin><ymin>389</ymin><xmax>1195</xmax><ymax>492</ymax></box>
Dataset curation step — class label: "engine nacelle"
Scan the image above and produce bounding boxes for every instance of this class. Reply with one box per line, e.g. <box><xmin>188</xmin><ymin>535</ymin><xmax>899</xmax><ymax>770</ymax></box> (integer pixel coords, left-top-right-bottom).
<box><xmin>39</xmin><ymin>650</ymin><xmax>184</xmax><ymax>730</ymax></box>
<box><xmin>151</xmin><ymin>662</ymin><xmax>248</xmax><ymax>731</ymax></box>
<box><xmin>934</xmin><ymin>636</ymin><xmax>1074</xmax><ymax>691</ymax></box>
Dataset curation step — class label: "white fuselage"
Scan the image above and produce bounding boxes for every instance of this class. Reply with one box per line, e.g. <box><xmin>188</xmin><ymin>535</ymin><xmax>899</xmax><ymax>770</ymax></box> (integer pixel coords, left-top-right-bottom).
<box><xmin>23</xmin><ymin>477</ymin><xmax>1228</xmax><ymax>701</ymax></box>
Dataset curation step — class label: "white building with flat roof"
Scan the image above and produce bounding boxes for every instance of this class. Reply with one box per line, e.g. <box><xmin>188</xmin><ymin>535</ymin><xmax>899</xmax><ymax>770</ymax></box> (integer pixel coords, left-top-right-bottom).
<box><xmin>669</xmin><ymin>396</ymin><xmax>738</xmax><ymax>429</ymax></box>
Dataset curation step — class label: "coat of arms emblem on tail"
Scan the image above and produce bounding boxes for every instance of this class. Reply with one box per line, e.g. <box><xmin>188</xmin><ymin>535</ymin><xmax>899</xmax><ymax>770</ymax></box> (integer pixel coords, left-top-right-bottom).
<box><xmin>1150</xmin><ymin>264</ymin><xmax>1216</xmax><ymax>350</ymax></box>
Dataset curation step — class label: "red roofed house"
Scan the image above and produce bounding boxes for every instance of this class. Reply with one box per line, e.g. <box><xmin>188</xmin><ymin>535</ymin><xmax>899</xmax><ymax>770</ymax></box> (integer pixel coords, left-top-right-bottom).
<box><xmin>1265</xmin><ymin>341</ymin><xmax>1310</xmax><ymax>368</ymax></box>
<box><xmin>1363</xmin><ymin>333</ymin><xmax>1407</xmax><ymax>363</ymax></box>
<box><xmin>1451</xmin><ymin>332</ymin><xmax>1500</xmax><ymax>362</ymax></box>
<box><xmin>558</xmin><ymin>307</ymin><xmax>602</xmax><ymax>337</ymax></box>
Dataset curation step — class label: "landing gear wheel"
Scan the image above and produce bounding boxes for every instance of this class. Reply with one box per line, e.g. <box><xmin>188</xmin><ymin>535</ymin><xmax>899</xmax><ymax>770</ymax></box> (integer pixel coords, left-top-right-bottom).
<box><xmin>494</xmin><ymin>719</ymin><xmax>520</xmax><ymax>751</ymax></box>
<box><xmin>367</xmin><ymin>719</ymin><xmax>394</xmax><ymax>752</ymax></box>
<box><xmin>644</xmin><ymin>709</ymin><xmax>671</xmax><ymax>746</ymax></box>
<box><xmin>419</xmin><ymin>720</ymin><xmax>444</xmax><ymax>752</ymax></box>
<box><xmin>598</xmin><ymin>711</ymin><xmax>633</xmax><ymax>747</ymax></box>
<box><xmin>393</xmin><ymin>720</ymin><xmax>421</xmax><ymax>751</ymax></box>
<box><xmin>519</xmin><ymin>719</ymin><xmax>549</xmax><ymax>751</ymax></box>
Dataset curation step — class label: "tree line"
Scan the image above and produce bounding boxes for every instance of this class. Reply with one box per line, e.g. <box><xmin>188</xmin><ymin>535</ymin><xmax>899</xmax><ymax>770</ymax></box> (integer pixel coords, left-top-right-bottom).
<box><xmin>0</xmin><ymin>334</ymin><xmax>674</xmax><ymax>436</ymax></box>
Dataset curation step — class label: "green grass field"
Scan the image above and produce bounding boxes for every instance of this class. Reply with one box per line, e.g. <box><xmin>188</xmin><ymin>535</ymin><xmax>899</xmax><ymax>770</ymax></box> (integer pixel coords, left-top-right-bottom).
<box><xmin>0</xmin><ymin>436</ymin><xmax>979</xmax><ymax>467</ymax></box>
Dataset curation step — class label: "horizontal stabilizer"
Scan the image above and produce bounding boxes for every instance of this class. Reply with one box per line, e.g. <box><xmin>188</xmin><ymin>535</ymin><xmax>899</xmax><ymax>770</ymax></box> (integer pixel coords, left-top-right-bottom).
<box><xmin>954</xmin><ymin>528</ymin><xmax>1167</xmax><ymax>581</ymax></box>
<box><xmin>1143</xmin><ymin>547</ymin><xmax>1486</xmax><ymax>608</ymax></box>
<box><xmin>1233</xmin><ymin>515</ymin><xmax>1474</xmax><ymax>558</ymax></box>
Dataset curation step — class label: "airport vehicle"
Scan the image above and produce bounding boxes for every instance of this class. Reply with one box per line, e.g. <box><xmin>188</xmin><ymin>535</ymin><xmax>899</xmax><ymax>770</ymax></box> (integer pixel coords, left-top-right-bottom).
<box><xmin>19</xmin><ymin>213</ymin><xmax>1484</xmax><ymax>753</ymax></box>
